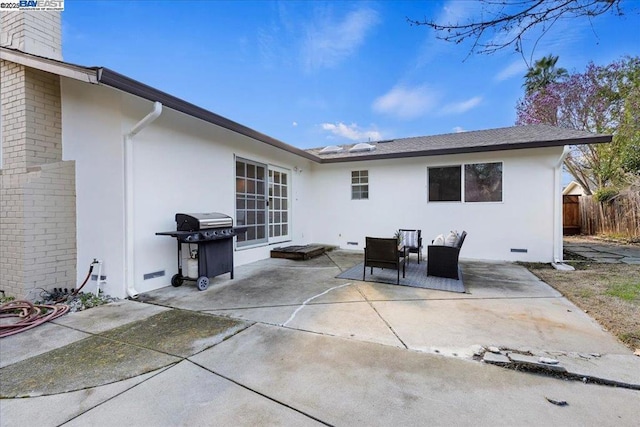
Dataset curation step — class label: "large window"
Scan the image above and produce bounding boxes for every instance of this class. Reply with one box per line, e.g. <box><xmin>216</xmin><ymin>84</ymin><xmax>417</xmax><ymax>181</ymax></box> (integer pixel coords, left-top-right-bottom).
<box><xmin>428</xmin><ymin>166</ymin><xmax>461</xmax><ymax>202</ymax></box>
<box><xmin>351</xmin><ymin>170</ymin><xmax>369</xmax><ymax>200</ymax></box>
<box><xmin>465</xmin><ymin>163</ymin><xmax>502</xmax><ymax>202</ymax></box>
<box><xmin>428</xmin><ymin>162</ymin><xmax>502</xmax><ymax>203</ymax></box>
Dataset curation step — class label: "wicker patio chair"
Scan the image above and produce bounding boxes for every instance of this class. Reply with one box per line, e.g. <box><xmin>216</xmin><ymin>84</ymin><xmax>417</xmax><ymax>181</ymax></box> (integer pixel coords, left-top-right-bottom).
<box><xmin>427</xmin><ymin>231</ymin><xmax>467</xmax><ymax>280</ymax></box>
<box><xmin>363</xmin><ymin>237</ymin><xmax>406</xmax><ymax>284</ymax></box>
<box><xmin>399</xmin><ymin>229</ymin><xmax>423</xmax><ymax>264</ymax></box>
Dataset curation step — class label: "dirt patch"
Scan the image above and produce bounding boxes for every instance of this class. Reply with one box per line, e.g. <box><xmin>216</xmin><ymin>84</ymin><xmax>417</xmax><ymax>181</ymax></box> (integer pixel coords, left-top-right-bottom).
<box><xmin>564</xmin><ymin>234</ymin><xmax>640</xmax><ymax>246</ymax></box>
<box><xmin>526</xmin><ymin>263</ymin><xmax>640</xmax><ymax>350</ymax></box>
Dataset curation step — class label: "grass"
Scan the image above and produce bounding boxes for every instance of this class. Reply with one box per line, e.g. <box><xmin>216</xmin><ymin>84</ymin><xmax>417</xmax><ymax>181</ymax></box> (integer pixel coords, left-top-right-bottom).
<box><xmin>605</xmin><ymin>281</ymin><xmax>640</xmax><ymax>301</ymax></box>
<box><xmin>524</xmin><ymin>260</ymin><xmax>640</xmax><ymax>350</ymax></box>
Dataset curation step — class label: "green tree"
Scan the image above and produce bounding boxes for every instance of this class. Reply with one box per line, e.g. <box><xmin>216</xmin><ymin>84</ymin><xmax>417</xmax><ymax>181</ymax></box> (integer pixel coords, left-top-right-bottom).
<box><xmin>524</xmin><ymin>55</ymin><xmax>567</xmax><ymax>94</ymax></box>
<box><xmin>617</xmin><ymin>69</ymin><xmax>640</xmax><ymax>174</ymax></box>
<box><xmin>516</xmin><ymin>56</ymin><xmax>640</xmax><ymax>194</ymax></box>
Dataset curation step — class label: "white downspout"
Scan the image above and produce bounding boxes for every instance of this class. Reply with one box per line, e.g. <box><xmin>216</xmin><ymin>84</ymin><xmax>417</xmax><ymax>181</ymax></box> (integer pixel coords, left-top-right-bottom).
<box><xmin>124</xmin><ymin>102</ymin><xmax>163</xmax><ymax>298</ymax></box>
<box><xmin>553</xmin><ymin>146</ymin><xmax>571</xmax><ymax>265</ymax></box>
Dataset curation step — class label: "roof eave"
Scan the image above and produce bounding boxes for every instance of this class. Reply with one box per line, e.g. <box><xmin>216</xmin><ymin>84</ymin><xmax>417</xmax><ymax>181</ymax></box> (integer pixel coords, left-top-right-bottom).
<box><xmin>97</xmin><ymin>68</ymin><xmax>320</xmax><ymax>163</ymax></box>
<box><xmin>316</xmin><ymin>135</ymin><xmax>612</xmax><ymax>163</ymax></box>
<box><xmin>0</xmin><ymin>46</ymin><xmax>98</xmax><ymax>83</ymax></box>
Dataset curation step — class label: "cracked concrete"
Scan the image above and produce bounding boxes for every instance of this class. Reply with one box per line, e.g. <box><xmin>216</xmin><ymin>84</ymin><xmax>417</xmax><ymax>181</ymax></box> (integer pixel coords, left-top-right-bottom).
<box><xmin>1</xmin><ymin>251</ymin><xmax>638</xmax><ymax>426</ymax></box>
<box><xmin>482</xmin><ymin>348</ymin><xmax>640</xmax><ymax>390</ymax></box>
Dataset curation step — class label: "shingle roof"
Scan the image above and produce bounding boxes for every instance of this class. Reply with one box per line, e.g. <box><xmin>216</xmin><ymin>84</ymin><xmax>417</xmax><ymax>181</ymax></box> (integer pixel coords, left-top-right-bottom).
<box><xmin>2</xmin><ymin>47</ymin><xmax>611</xmax><ymax>165</ymax></box>
<box><xmin>306</xmin><ymin>124</ymin><xmax>611</xmax><ymax>163</ymax></box>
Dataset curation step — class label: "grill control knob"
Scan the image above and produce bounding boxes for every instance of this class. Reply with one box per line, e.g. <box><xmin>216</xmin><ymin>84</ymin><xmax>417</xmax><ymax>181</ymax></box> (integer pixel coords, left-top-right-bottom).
<box><xmin>185</xmin><ymin>234</ymin><xmax>199</xmax><ymax>242</ymax></box>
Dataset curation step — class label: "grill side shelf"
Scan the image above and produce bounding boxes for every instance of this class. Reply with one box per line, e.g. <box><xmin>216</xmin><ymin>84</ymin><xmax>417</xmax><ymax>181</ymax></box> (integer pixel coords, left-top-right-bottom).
<box><xmin>156</xmin><ymin>228</ymin><xmax>247</xmax><ymax>243</ymax></box>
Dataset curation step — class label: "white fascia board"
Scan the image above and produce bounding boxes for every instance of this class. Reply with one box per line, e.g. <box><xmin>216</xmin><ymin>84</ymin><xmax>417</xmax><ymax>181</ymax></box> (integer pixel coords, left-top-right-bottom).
<box><xmin>0</xmin><ymin>47</ymin><xmax>98</xmax><ymax>84</ymax></box>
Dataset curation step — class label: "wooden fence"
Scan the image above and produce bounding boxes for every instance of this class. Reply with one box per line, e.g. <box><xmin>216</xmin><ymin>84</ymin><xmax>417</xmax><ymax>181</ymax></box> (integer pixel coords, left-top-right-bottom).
<box><xmin>579</xmin><ymin>192</ymin><xmax>640</xmax><ymax>238</ymax></box>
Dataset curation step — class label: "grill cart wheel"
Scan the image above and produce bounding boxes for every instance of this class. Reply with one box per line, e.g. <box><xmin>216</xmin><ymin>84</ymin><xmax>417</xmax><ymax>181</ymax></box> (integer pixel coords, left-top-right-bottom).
<box><xmin>171</xmin><ymin>274</ymin><xmax>184</xmax><ymax>287</ymax></box>
<box><xmin>196</xmin><ymin>276</ymin><xmax>209</xmax><ymax>291</ymax></box>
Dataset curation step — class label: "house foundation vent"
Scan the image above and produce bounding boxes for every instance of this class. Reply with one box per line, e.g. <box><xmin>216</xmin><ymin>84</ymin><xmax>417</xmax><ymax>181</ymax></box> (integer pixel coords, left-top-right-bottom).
<box><xmin>143</xmin><ymin>270</ymin><xmax>166</xmax><ymax>280</ymax></box>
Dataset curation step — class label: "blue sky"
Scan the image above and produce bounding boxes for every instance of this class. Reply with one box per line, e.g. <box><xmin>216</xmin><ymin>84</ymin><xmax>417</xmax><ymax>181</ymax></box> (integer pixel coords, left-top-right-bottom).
<box><xmin>61</xmin><ymin>1</ymin><xmax>639</xmax><ymax>150</ymax></box>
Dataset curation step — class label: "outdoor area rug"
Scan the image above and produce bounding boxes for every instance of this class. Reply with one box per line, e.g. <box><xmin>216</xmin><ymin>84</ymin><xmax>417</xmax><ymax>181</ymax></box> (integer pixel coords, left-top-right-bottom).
<box><xmin>336</xmin><ymin>261</ymin><xmax>465</xmax><ymax>293</ymax></box>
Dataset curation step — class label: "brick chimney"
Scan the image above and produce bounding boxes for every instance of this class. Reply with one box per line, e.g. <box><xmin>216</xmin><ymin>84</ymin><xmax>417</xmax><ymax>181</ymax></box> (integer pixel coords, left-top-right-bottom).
<box><xmin>1</xmin><ymin>9</ymin><xmax>75</xmax><ymax>299</ymax></box>
<box><xmin>1</xmin><ymin>10</ymin><xmax>62</xmax><ymax>60</ymax></box>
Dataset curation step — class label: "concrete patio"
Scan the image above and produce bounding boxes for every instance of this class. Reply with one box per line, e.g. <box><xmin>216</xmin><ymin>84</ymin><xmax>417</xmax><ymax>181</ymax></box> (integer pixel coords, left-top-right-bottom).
<box><xmin>1</xmin><ymin>251</ymin><xmax>639</xmax><ymax>426</ymax></box>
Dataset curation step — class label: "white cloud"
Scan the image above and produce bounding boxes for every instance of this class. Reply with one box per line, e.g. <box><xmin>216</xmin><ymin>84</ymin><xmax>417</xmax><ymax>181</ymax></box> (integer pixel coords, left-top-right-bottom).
<box><xmin>487</xmin><ymin>7</ymin><xmax>590</xmax><ymax>61</ymax></box>
<box><xmin>441</xmin><ymin>96</ymin><xmax>482</xmax><ymax>115</ymax></box>
<box><xmin>495</xmin><ymin>60</ymin><xmax>528</xmax><ymax>82</ymax></box>
<box><xmin>292</xmin><ymin>121</ymin><xmax>298</xmax><ymax>127</ymax></box>
<box><xmin>303</xmin><ymin>7</ymin><xmax>380</xmax><ymax>70</ymax></box>
<box><xmin>372</xmin><ymin>85</ymin><xmax>439</xmax><ymax>120</ymax></box>
<box><xmin>452</xmin><ymin>126</ymin><xmax>465</xmax><ymax>133</ymax></box>
<box><xmin>436</xmin><ymin>0</ymin><xmax>480</xmax><ymax>25</ymax></box>
<box><xmin>413</xmin><ymin>1</ymin><xmax>483</xmax><ymax>68</ymax></box>
<box><xmin>320</xmin><ymin>122</ymin><xmax>382</xmax><ymax>142</ymax></box>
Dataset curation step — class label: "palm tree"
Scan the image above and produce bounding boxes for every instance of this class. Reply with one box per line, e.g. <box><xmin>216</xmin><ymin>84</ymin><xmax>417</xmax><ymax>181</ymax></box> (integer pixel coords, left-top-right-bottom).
<box><xmin>524</xmin><ymin>55</ymin><xmax>568</xmax><ymax>94</ymax></box>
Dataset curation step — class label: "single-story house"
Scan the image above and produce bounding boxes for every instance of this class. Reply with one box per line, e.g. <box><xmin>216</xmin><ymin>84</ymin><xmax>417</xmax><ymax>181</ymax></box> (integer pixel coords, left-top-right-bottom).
<box><xmin>0</xmin><ymin>12</ymin><xmax>611</xmax><ymax>300</ymax></box>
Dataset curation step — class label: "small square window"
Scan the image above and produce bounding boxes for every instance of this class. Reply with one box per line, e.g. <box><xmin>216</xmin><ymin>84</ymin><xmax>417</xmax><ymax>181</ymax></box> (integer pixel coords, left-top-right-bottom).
<box><xmin>351</xmin><ymin>171</ymin><xmax>369</xmax><ymax>200</ymax></box>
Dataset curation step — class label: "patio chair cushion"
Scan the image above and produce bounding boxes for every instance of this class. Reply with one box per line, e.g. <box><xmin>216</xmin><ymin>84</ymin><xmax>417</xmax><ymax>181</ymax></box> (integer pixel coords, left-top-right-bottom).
<box><xmin>444</xmin><ymin>231</ymin><xmax>459</xmax><ymax>247</ymax></box>
<box><xmin>432</xmin><ymin>234</ymin><xmax>445</xmax><ymax>246</ymax></box>
<box><xmin>401</xmin><ymin>230</ymin><xmax>419</xmax><ymax>248</ymax></box>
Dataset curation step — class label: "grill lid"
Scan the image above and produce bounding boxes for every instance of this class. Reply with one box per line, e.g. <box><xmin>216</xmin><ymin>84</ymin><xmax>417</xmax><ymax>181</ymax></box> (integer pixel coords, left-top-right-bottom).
<box><xmin>176</xmin><ymin>212</ymin><xmax>233</xmax><ymax>231</ymax></box>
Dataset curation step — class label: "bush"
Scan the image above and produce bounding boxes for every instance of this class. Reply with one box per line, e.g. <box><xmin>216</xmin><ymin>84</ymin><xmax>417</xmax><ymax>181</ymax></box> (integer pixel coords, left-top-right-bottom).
<box><xmin>594</xmin><ymin>187</ymin><xmax>619</xmax><ymax>202</ymax></box>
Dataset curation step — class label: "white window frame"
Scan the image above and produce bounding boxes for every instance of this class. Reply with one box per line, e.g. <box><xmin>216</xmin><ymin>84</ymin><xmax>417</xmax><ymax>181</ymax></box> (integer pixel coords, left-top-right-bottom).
<box><xmin>235</xmin><ymin>157</ymin><xmax>293</xmax><ymax>249</ymax></box>
<box><xmin>268</xmin><ymin>164</ymin><xmax>291</xmax><ymax>244</ymax></box>
<box><xmin>235</xmin><ymin>157</ymin><xmax>269</xmax><ymax>248</ymax></box>
<box><xmin>351</xmin><ymin>170</ymin><xmax>369</xmax><ymax>200</ymax></box>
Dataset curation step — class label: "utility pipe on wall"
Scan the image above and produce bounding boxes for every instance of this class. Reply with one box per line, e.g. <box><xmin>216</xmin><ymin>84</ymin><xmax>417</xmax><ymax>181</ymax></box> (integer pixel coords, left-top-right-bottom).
<box><xmin>124</xmin><ymin>101</ymin><xmax>162</xmax><ymax>298</ymax></box>
<box><xmin>553</xmin><ymin>146</ymin><xmax>571</xmax><ymax>264</ymax></box>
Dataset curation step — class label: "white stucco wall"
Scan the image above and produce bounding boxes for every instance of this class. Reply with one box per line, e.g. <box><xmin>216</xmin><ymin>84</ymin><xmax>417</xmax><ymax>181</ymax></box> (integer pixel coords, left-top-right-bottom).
<box><xmin>61</xmin><ymin>78</ymin><xmax>125</xmax><ymax>297</ymax></box>
<box><xmin>62</xmin><ymin>79</ymin><xmax>313</xmax><ymax>297</ymax></box>
<box><xmin>309</xmin><ymin>147</ymin><xmax>564</xmax><ymax>262</ymax></box>
<box><xmin>61</xmin><ymin>76</ymin><xmax>564</xmax><ymax>298</ymax></box>
<box><xmin>123</xmin><ymin>97</ymin><xmax>314</xmax><ymax>294</ymax></box>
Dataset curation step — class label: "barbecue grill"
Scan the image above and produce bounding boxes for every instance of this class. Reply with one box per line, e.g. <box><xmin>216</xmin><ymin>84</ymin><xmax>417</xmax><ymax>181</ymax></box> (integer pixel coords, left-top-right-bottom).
<box><xmin>156</xmin><ymin>213</ymin><xmax>247</xmax><ymax>291</ymax></box>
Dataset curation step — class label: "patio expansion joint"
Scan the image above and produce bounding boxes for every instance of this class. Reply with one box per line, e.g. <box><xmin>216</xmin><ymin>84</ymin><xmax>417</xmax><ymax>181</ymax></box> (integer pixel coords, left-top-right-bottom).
<box><xmin>354</xmin><ymin>284</ymin><xmax>408</xmax><ymax>350</ymax></box>
<box><xmin>200</xmin><ymin>296</ymin><xmax>567</xmax><ymax>316</ymax></box>
<box><xmin>363</xmin><ymin>295</ymin><xmax>565</xmax><ymax>303</ymax></box>
<box><xmin>92</xmin><ymin>308</ymin><xmax>254</xmax><ymax>361</ymax></box>
<box><xmin>201</xmin><ymin>299</ymin><xmax>371</xmax><ymax>313</ymax></box>
<box><xmin>56</xmin><ymin>365</ymin><xmax>174</xmax><ymax>424</ymax></box>
<box><xmin>186</xmin><ymin>358</ymin><xmax>333</xmax><ymax>426</ymax></box>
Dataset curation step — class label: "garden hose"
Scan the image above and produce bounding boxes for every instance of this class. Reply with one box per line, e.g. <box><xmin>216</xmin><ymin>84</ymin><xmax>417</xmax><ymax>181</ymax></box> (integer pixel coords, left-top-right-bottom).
<box><xmin>55</xmin><ymin>262</ymin><xmax>95</xmax><ymax>303</ymax></box>
<box><xmin>0</xmin><ymin>261</ymin><xmax>96</xmax><ymax>338</ymax></box>
<box><xmin>0</xmin><ymin>300</ymin><xmax>69</xmax><ymax>338</ymax></box>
